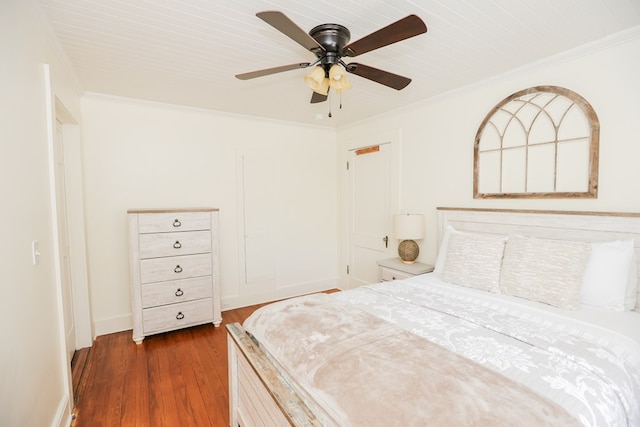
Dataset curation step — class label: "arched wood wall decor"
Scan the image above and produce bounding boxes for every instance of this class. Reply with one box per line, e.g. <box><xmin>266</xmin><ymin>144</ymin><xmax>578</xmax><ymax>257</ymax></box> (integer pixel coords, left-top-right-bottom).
<box><xmin>474</xmin><ymin>86</ymin><xmax>599</xmax><ymax>199</ymax></box>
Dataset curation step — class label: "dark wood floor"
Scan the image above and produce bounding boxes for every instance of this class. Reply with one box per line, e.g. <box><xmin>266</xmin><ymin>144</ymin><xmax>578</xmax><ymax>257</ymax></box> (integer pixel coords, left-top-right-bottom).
<box><xmin>70</xmin><ymin>302</ymin><xmax>268</xmax><ymax>427</ymax></box>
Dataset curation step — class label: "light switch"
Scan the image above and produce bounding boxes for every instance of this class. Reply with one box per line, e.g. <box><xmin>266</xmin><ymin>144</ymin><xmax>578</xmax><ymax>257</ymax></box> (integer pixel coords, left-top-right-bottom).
<box><xmin>32</xmin><ymin>240</ymin><xmax>40</xmax><ymax>265</ymax></box>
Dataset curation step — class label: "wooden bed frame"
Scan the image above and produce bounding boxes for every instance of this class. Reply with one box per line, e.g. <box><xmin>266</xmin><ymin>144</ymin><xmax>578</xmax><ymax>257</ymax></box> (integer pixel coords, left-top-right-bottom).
<box><xmin>227</xmin><ymin>207</ymin><xmax>640</xmax><ymax>426</ymax></box>
<box><xmin>227</xmin><ymin>323</ymin><xmax>321</xmax><ymax>427</ymax></box>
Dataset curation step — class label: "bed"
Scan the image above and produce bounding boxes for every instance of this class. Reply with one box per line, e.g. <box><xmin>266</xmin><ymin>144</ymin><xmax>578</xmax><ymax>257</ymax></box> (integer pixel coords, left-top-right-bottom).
<box><xmin>227</xmin><ymin>208</ymin><xmax>640</xmax><ymax>426</ymax></box>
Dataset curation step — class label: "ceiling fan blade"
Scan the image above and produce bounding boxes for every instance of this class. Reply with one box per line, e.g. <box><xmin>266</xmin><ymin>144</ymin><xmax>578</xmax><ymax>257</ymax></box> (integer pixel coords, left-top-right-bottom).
<box><xmin>235</xmin><ymin>62</ymin><xmax>310</xmax><ymax>80</ymax></box>
<box><xmin>345</xmin><ymin>63</ymin><xmax>412</xmax><ymax>90</ymax></box>
<box><xmin>257</xmin><ymin>11</ymin><xmax>325</xmax><ymax>53</ymax></box>
<box><xmin>342</xmin><ymin>15</ymin><xmax>427</xmax><ymax>57</ymax></box>
<box><xmin>310</xmin><ymin>91</ymin><xmax>328</xmax><ymax>104</ymax></box>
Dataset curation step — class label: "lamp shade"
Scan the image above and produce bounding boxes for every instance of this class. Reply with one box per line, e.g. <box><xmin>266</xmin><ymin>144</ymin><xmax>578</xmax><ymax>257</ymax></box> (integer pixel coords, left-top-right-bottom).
<box><xmin>305</xmin><ymin>65</ymin><xmax>325</xmax><ymax>84</ymax></box>
<box><xmin>328</xmin><ymin>64</ymin><xmax>344</xmax><ymax>81</ymax></box>
<box><xmin>328</xmin><ymin>64</ymin><xmax>352</xmax><ymax>94</ymax></box>
<box><xmin>314</xmin><ymin>77</ymin><xmax>330</xmax><ymax>95</ymax></box>
<box><xmin>393</xmin><ymin>214</ymin><xmax>425</xmax><ymax>240</ymax></box>
<box><xmin>304</xmin><ymin>66</ymin><xmax>329</xmax><ymax>95</ymax></box>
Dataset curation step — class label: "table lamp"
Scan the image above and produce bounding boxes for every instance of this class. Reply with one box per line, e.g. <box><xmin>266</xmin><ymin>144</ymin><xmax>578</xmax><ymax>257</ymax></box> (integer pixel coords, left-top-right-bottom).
<box><xmin>393</xmin><ymin>213</ymin><xmax>424</xmax><ymax>264</ymax></box>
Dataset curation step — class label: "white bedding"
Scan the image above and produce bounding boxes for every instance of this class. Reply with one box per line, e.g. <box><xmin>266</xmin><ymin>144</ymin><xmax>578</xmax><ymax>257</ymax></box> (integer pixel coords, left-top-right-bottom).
<box><xmin>424</xmin><ymin>273</ymin><xmax>640</xmax><ymax>346</ymax></box>
<box><xmin>244</xmin><ymin>273</ymin><xmax>640</xmax><ymax>427</ymax></box>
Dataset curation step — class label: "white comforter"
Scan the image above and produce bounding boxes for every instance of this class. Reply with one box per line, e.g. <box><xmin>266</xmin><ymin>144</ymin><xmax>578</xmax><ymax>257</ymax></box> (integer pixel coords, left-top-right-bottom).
<box><xmin>324</xmin><ymin>274</ymin><xmax>640</xmax><ymax>427</ymax></box>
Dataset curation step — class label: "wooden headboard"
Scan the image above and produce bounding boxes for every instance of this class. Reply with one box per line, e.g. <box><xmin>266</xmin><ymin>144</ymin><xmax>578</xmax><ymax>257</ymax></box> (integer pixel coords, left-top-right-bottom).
<box><xmin>436</xmin><ymin>207</ymin><xmax>640</xmax><ymax>312</ymax></box>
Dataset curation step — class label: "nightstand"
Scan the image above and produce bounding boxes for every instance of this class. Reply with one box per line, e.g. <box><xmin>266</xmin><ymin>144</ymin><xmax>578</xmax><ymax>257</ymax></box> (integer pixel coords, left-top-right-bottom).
<box><xmin>377</xmin><ymin>258</ymin><xmax>434</xmax><ymax>282</ymax></box>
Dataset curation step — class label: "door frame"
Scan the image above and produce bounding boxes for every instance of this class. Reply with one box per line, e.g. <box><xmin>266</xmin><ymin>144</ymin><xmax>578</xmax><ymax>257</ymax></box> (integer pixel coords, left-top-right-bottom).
<box><xmin>54</xmin><ymin>97</ymin><xmax>93</xmax><ymax>350</ymax></box>
<box><xmin>340</xmin><ymin>128</ymin><xmax>401</xmax><ymax>290</ymax></box>
<box><xmin>44</xmin><ymin>64</ymin><xmax>93</xmax><ymax>426</ymax></box>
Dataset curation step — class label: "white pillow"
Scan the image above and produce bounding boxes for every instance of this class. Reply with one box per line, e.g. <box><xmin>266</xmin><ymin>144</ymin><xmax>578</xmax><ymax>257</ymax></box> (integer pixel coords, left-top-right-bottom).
<box><xmin>434</xmin><ymin>225</ymin><xmax>454</xmax><ymax>274</ymax></box>
<box><xmin>442</xmin><ymin>231</ymin><xmax>508</xmax><ymax>292</ymax></box>
<box><xmin>500</xmin><ymin>235</ymin><xmax>590</xmax><ymax>310</ymax></box>
<box><xmin>580</xmin><ymin>239</ymin><xmax>637</xmax><ymax>311</ymax></box>
<box><xmin>625</xmin><ymin>250</ymin><xmax>637</xmax><ymax>310</ymax></box>
<box><xmin>435</xmin><ymin>226</ymin><xmax>507</xmax><ymax>273</ymax></box>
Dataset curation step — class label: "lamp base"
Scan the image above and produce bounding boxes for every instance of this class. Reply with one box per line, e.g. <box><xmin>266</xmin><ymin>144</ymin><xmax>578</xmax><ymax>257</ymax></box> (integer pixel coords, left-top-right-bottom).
<box><xmin>398</xmin><ymin>239</ymin><xmax>419</xmax><ymax>264</ymax></box>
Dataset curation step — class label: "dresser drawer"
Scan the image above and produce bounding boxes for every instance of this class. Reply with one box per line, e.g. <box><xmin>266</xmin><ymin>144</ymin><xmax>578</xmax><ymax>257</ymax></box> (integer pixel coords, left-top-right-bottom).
<box><xmin>380</xmin><ymin>267</ymin><xmax>411</xmax><ymax>281</ymax></box>
<box><xmin>142</xmin><ymin>298</ymin><xmax>213</xmax><ymax>334</ymax></box>
<box><xmin>137</xmin><ymin>211</ymin><xmax>211</xmax><ymax>233</ymax></box>
<box><xmin>139</xmin><ymin>230</ymin><xmax>211</xmax><ymax>259</ymax></box>
<box><xmin>141</xmin><ymin>276</ymin><xmax>212</xmax><ymax>308</ymax></box>
<box><xmin>140</xmin><ymin>253</ymin><xmax>212</xmax><ymax>284</ymax></box>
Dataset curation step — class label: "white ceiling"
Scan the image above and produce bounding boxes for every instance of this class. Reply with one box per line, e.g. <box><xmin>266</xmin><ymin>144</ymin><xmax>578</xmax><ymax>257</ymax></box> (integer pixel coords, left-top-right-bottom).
<box><xmin>36</xmin><ymin>0</ymin><xmax>640</xmax><ymax>127</ymax></box>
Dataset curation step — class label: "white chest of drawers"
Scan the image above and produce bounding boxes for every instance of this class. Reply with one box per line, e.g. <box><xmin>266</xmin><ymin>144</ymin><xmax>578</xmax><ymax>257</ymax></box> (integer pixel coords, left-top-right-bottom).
<box><xmin>128</xmin><ymin>208</ymin><xmax>221</xmax><ymax>344</ymax></box>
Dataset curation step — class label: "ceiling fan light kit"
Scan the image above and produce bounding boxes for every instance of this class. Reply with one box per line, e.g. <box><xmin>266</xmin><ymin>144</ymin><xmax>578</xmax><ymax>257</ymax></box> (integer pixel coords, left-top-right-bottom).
<box><xmin>304</xmin><ymin>64</ymin><xmax>352</xmax><ymax>96</ymax></box>
<box><xmin>236</xmin><ymin>11</ymin><xmax>427</xmax><ymax>111</ymax></box>
<box><xmin>304</xmin><ymin>66</ymin><xmax>330</xmax><ymax>95</ymax></box>
<box><xmin>328</xmin><ymin>64</ymin><xmax>352</xmax><ymax>93</ymax></box>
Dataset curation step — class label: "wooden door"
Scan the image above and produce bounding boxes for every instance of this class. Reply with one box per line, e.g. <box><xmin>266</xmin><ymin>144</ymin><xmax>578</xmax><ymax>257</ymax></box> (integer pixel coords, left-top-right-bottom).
<box><xmin>347</xmin><ymin>144</ymin><xmax>392</xmax><ymax>288</ymax></box>
<box><xmin>54</xmin><ymin>120</ymin><xmax>75</xmax><ymax>361</ymax></box>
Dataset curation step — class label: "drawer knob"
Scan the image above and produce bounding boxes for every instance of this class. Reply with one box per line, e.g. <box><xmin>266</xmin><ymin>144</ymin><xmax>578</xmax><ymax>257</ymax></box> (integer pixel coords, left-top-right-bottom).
<box><xmin>173</xmin><ymin>240</ymin><xmax>182</xmax><ymax>249</ymax></box>
<box><xmin>173</xmin><ymin>219</ymin><xmax>182</xmax><ymax>228</ymax></box>
<box><xmin>174</xmin><ymin>265</ymin><xmax>183</xmax><ymax>273</ymax></box>
<box><xmin>176</xmin><ymin>312</ymin><xmax>185</xmax><ymax>320</ymax></box>
<box><xmin>175</xmin><ymin>288</ymin><xmax>184</xmax><ymax>297</ymax></box>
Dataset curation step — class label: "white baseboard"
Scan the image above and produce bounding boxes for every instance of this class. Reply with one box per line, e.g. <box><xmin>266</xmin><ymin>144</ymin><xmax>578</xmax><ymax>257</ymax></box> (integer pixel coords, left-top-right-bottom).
<box><xmin>51</xmin><ymin>394</ymin><xmax>71</xmax><ymax>427</ymax></box>
<box><xmin>93</xmin><ymin>313</ymin><xmax>133</xmax><ymax>337</ymax></box>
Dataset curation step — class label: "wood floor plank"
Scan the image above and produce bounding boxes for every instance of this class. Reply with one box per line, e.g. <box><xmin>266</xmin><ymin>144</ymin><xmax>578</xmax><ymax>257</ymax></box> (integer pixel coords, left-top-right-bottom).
<box><xmin>185</xmin><ymin>327</ymin><xmax>229</xmax><ymax>426</ymax></box>
<box><xmin>168</xmin><ymin>331</ymin><xmax>211</xmax><ymax>426</ymax></box>
<box><xmin>76</xmin><ymin>332</ymin><xmax>116</xmax><ymax>424</ymax></box>
<box><xmin>107</xmin><ymin>332</ymin><xmax>130</xmax><ymax>424</ymax></box>
<box><xmin>71</xmin><ymin>303</ymin><xmax>263</xmax><ymax>426</ymax></box>
<box><xmin>120</xmin><ymin>340</ymin><xmax>150</xmax><ymax>426</ymax></box>
<box><xmin>71</xmin><ymin>291</ymin><xmax>338</xmax><ymax>426</ymax></box>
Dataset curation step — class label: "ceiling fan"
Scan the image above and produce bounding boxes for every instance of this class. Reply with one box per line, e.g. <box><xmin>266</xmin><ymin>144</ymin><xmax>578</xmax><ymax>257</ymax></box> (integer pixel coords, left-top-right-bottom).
<box><xmin>236</xmin><ymin>11</ymin><xmax>427</xmax><ymax>104</ymax></box>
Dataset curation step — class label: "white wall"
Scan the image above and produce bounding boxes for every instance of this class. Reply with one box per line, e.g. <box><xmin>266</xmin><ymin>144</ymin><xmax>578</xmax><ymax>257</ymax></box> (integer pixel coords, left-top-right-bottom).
<box><xmin>0</xmin><ymin>0</ymin><xmax>83</xmax><ymax>426</ymax></box>
<box><xmin>5</xmin><ymin>1</ymin><xmax>637</xmax><ymax>424</ymax></box>
<box><xmin>337</xmin><ymin>29</ymin><xmax>640</xmax><ymax>272</ymax></box>
<box><xmin>81</xmin><ymin>96</ymin><xmax>339</xmax><ymax>335</ymax></box>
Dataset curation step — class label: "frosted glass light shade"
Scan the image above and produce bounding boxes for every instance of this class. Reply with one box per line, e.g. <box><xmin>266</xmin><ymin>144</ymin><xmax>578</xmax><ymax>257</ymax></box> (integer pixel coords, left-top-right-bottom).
<box><xmin>328</xmin><ymin>64</ymin><xmax>352</xmax><ymax>94</ymax></box>
<box><xmin>331</xmin><ymin>76</ymin><xmax>352</xmax><ymax>94</ymax></box>
<box><xmin>305</xmin><ymin>65</ymin><xmax>325</xmax><ymax>84</ymax></box>
<box><xmin>329</xmin><ymin>64</ymin><xmax>344</xmax><ymax>81</ymax></box>
<box><xmin>304</xmin><ymin>66</ymin><xmax>329</xmax><ymax>95</ymax></box>
<box><xmin>314</xmin><ymin>77</ymin><xmax>330</xmax><ymax>95</ymax></box>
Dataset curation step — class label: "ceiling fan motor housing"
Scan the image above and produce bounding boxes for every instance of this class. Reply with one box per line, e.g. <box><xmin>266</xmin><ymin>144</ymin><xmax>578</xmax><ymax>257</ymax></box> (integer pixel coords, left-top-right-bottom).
<box><xmin>309</xmin><ymin>23</ymin><xmax>351</xmax><ymax>65</ymax></box>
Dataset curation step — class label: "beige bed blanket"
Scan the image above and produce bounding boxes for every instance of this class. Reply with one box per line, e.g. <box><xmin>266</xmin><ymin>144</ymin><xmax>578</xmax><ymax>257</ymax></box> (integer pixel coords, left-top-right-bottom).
<box><xmin>244</xmin><ymin>294</ymin><xmax>581</xmax><ymax>427</ymax></box>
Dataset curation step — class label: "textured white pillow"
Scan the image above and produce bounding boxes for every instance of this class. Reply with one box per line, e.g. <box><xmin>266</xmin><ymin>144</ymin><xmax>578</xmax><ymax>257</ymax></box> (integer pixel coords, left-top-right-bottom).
<box><xmin>630</xmin><ymin>259</ymin><xmax>639</xmax><ymax>311</ymax></box>
<box><xmin>434</xmin><ymin>225</ymin><xmax>454</xmax><ymax>274</ymax></box>
<box><xmin>580</xmin><ymin>239</ymin><xmax>637</xmax><ymax>311</ymax></box>
<box><xmin>500</xmin><ymin>235</ymin><xmax>590</xmax><ymax>309</ymax></box>
<box><xmin>442</xmin><ymin>231</ymin><xmax>508</xmax><ymax>292</ymax></box>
